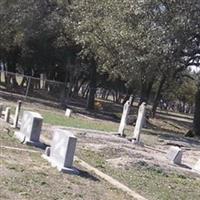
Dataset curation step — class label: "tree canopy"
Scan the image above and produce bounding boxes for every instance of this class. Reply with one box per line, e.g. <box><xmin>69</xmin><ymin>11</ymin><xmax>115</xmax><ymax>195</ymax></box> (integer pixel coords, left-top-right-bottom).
<box><xmin>0</xmin><ymin>0</ymin><xmax>200</xmax><ymax>133</ymax></box>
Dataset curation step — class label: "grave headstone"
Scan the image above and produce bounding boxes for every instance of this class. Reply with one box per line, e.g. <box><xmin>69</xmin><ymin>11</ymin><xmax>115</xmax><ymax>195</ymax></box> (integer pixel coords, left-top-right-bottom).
<box><xmin>14</xmin><ymin>111</ymin><xmax>44</xmax><ymax>147</ymax></box>
<box><xmin>132</xmin><ymin>102</ymin><xmax>146</xmax><ymax>143</ymax></box>
<box><xmin>42</xmin><ymin>129</ymin><xmax>78</xmax><ymax>174</ymax></box>
<box><xmin>65</xmin><ymin>108</ymin><xmax>72</xmax><ymax>118</ymax></box>
<box><xmin>193</xmin><ymin>159</ymin><xmax>200</xmax><ymax>173</ymax></box>
<box><xmin>118</xmin><ymin>96</ymin><xmax>133</xmax><ymax>136</ymax></box>
<box><xmin>13</xmin><ymin>100</ymin><xmax>22</xmax><ymax>128</ymax></box>
<box><xmin>0</xmin><ymin>103</ymin><xmax>3</xmax><ymax>117</ymax></box>
<box><xmin>4</xmin><ymin>107</ymin><xmax>11</xmax><ymax>123</ymax></box>
<box><xmin>167</xmin><ymin>146</ymin><xmax>182</xmax><ymax>164</ymax></box>
<box><xmin>40</xmin><ymin>73</ymin><xmax>46</xmax><ymax>89</ymax></box>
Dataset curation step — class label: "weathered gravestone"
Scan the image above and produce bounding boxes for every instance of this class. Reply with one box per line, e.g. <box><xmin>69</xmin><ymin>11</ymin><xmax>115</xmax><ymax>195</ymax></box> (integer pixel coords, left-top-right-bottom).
<box><xmin>43</xmin><ymin>129</ymin><xmax>78</xmax><ymax>174</ymax></box>
<box><xmin>193</xmin><ymin>159</ymin><xmax>200</xmax><ymax>173</ymax></box>
<box><xmin>65</xmin><ymin>108</ymin><xmax>72</xmax><ymax>118</ymax></box>
<box><xmin>14</xmin><ymin>111</ymin><xmax>44</xmax><ymax>147</ymax></box>
<box><xmin>12</xmin><ymin>100</ymin><xmax>22</xmax><ymax>128</ymax></box>
<box><xmin>4</xmin><ymin>107</ymin><xmax>11</xmax><ymax>123</ymax></box>
<box><xmin>167</xmin><ymin>146</ymin><xmax>182</xmax><ymax>164</ymax></box>
<box><xmin>0</xmin><ymin>103</ymin><xmax>3</xmax><ymax>117</ymax></box>
<box><xmin>40</xmin><ymin>73</ymin><xmax>46</xmax><ymax>89</ymax></box>
<box><xmin>118</xmin><ymin>96</ymin><xmax>133</xmax><ymax>137</ymax></box>
<box><xmin>132</xmin><ymin>102</ymin><xmax>146</xmax><ymax>144</ymax></box>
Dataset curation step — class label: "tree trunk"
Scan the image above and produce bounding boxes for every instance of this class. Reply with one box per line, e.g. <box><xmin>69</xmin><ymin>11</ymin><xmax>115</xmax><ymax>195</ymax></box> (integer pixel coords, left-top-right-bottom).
<box><xmin>87</xmin><ymin>60</ymin><xmax>97</xmax><ymax>110</ymax></box>
<box><xmin>151</xmin><ymin>75</ymin><xmax>166</xmax><ymax>118</ymax></box>
<box><xmin>139</xmin><ymin>79</ymin><xmax>154</xmax><ymax>105</ymax></box>
<box><xmin>193</xmin><ymin>86</ymin><xmax>200</xmax><ymax>136</ymax></box>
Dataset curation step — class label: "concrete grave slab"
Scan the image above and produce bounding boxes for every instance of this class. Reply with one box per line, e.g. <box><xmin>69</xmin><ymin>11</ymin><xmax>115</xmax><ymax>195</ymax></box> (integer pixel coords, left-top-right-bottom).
<box><xmin>167</xmin><ymin>146</ymin><xmax>182</xmax><ymax>165</ymax></box>
<box><xmin>193</xmin><ymin>159</ymin><xmax>200</xmax><ymax>173</ymax></box>
<box><xmin>42</xmin><ymin>129</ymin><xmax>78</xmax><ymax>174</ymax></box>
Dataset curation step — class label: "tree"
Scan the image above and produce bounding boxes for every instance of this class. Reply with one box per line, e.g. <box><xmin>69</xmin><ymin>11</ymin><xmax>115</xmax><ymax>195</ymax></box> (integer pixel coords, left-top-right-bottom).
<box><xmin>194</xmin><ymin>79</ymin><xmax>200</xmax><ymax>136</ymax></box>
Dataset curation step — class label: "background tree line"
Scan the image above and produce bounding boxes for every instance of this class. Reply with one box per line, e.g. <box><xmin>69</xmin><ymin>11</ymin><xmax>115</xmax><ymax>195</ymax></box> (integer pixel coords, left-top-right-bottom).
<box><xmin>0</xmin><ymin>0</ymin><xmax>199</xmax><ymax>135</ymax></box>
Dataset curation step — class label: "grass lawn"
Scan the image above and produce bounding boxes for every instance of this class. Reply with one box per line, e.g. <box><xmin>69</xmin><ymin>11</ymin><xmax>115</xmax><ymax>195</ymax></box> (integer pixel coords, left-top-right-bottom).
<box><xmin>41</xmin><ymin>111</ymin><xmax>119</xmax><ymax>132</ymax></box>
<box><xmin>77</xmin><ymin>148</ymin><xmax>200</xmax><ymax>200</ymax></box>
<box><xmin>6</xmin><ymin>102</ymin><xmax>119</xmax><ymax>133</ymax></box>
<box><xmin>0</xmin><ymin>128</ymin><xmax>133</xmax><ymax>200</ymax></box>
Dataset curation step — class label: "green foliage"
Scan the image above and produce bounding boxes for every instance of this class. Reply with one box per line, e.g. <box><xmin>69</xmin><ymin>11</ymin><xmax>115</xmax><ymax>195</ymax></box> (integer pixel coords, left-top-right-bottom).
<box><xmin>0</xmin><ymin>0</ymin><xmax>199</xmax><ymax>105</ymax></box>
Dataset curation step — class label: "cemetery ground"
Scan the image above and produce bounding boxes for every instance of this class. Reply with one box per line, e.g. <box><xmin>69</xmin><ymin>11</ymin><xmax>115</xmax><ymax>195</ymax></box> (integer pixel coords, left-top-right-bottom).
<box><xmin>0</xmin><ymin>97</ymin><xmax>200</xmax><ymax>200</ymax></box>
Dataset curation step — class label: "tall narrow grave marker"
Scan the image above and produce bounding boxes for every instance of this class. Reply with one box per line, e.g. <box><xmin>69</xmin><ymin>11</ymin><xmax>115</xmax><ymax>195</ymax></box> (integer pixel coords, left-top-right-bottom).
<box><xmin>0</xmin><ymin>103</ymin><xmax>3</xmax><ymax>118</ymax></box>
<box><xmin>4</xmin><ymin>107</ymin><xmax>11</xmax><ymax>123</ymax></box>
<box><xmin>118</xmin><ymin>96</ymin><xmax>133</xmax><ymax>136</ymax></box>
<box><xmin>132</xmin><ymin>102</ymin><xmax>146</xmax><ymax>143</ymax></box>
<box><xmin>13</xmin><ymin>100</ymin><xmax>22</xmax><ymax>128</ymax></box>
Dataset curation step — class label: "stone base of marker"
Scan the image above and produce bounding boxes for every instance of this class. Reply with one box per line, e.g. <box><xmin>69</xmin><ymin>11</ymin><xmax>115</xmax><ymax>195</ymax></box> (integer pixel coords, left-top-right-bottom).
<box><xmin>42</xmin><ymin>153</ymin><xmax>79</xmax><ymax>174</ymax></box>
<box><xmin>129</xmin><ymin>138</ymin><xmax>144</xmax><ymax>146</ymax></box>
<box><xmin>42</xmin><ymin>129</ymin><xmax>79</xmax><ymax>174</ymax></box>
<box><xmin>14</xmin><ymin>131</ymin><xmax>46</xmax><ymax>149</ymax></box>
<box><xmin>114</xmin><ymin>132</ymin><xmax>126</xmax><ymax>138</ymax></box>
<box><xmin>167</xmin><ymin>146</ymin><xmax>182</xmax><ymax>164</ymax></box>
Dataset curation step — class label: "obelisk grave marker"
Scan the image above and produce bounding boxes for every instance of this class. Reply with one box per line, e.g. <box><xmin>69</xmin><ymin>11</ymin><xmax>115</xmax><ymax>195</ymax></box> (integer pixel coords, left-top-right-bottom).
<box><xmin>132</xmin><ymin>102</ymin><xmax>146</xmax><ymax>144</ymax></box>
<box><xmin>118</xmin><ymin>95</ymin><xmax>133</xmax><ymax>136</ymax></box>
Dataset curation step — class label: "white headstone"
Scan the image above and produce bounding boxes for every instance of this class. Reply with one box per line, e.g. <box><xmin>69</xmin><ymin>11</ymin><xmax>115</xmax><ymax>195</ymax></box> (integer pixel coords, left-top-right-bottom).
<box><xmin>132</xmin><ymin>102</ymin><xmax>146</xmax><ymax>143</ymax></box>
<box><xmin>118</xmin><ymin>96</ymin><xmax>133</xmax><ymax>136</ymax></box>
<box><xmin>43</xmin><ymin>129</ymin><xmax>78</xmax><ymax>174</ymax></box>
<box><xmin>65</xmin><ymin>109</ymin><xmax>72</xmax><ymax>118</ymax></box>
<box><xmin>40</xmin><ymin>73</ymin><xmax>46</xmax><ymax>89</ymax></box>
<box><xmin>193</xmin><ymin>159</ymin><xmax>200</xmax><ymax>173</ymax></box>
<box><xmin>167</xmin><ymin>146</ymin><xmax>182</xmax><ymax>164</ymax></box>
<box><xmin>13</xmin><ymin>100</ymin><xmax>22</xmax><ymax>128</ymax></box>
<box><xmin>0</xmin><ymin>103</ymin><xmax>3</xmax><ymax>117</ymax></box>
<box><xmin>4</xmin><ymin>107</ymin><xmax>11</xmax><ymax>123</ymax></box>
<box><xmin>15</xmin><ymin>111</ymin><xmax>44</xmax><ymax>147</ymax></box>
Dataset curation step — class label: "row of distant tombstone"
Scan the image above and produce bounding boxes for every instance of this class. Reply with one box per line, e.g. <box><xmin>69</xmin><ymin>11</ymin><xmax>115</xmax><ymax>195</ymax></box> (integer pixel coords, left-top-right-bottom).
<box><xmin>0</xmin><ymin>101</ymin><xmax>22</xmax><ymax>128</ymax></box>
<box><xmin>117</xmin><ymin>97</ymin><xmax>200</xmax><ymax>173</ymax></box>
<box><xmin>0</xmin><ymin>100</ymin><xmax>199</xmax><ymax>174</ymax></box>
<box><xmin>0</xmin><ymin>102</ymin><xmax>77</xmax><ymax>174</ymax></box>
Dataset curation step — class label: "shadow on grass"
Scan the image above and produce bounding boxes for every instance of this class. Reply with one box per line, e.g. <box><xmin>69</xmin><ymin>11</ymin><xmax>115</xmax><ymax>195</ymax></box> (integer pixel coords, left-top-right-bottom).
<box><xmin>156</xmin><ymin>110</ymin><xmax>193</xmax><ymax>121</ymax></box>
<box><xmin>142</xmin><ymin>128</ymin><xmax>200</xmax><ymax>148</ymax></box>
<box><xmin>159</xmin><ymin>134</ymin><xmax>200</xmax><ymax>147</ymax></box>
<box><xmin>156</xmin><ymin>113</ymin><xmax>193</xmax><ymax>127</ymax></box>
<box><xmin>146</xmin><ymin>116</ymin><xmax>192</xmax><ymax>134</ymax></box>
<box><xmin>177</xmin><ymin>163</ymin><xmax>192</xmax><ymax>170</ymax></box>
<box><xmin>77</xmin><ymin>169</ymin><xmax>100</xmax><ymax>182</ymax></box>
